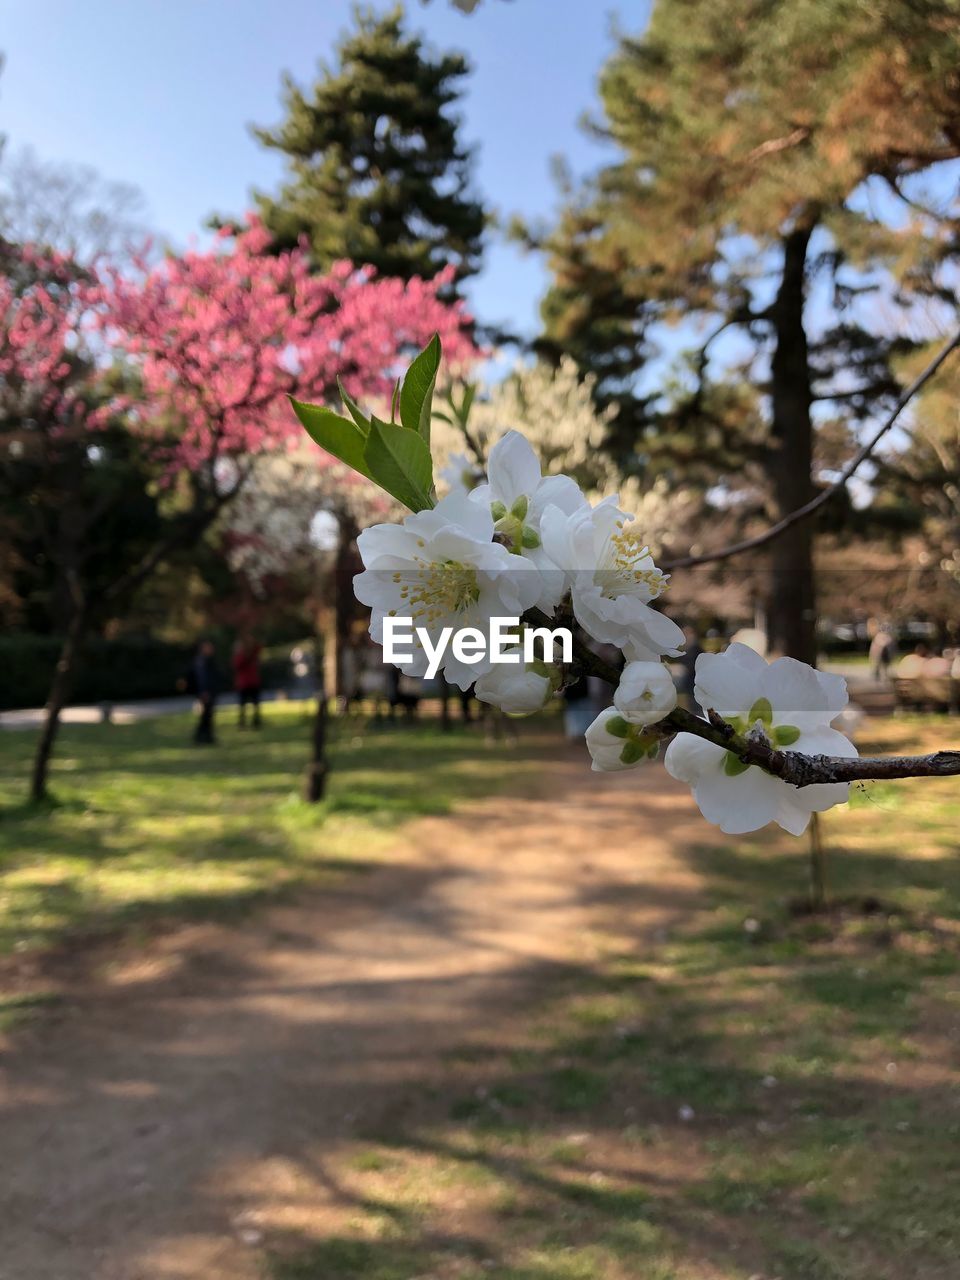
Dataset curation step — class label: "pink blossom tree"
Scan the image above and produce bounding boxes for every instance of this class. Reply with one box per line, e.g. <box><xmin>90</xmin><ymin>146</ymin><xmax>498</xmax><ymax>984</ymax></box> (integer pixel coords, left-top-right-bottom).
<box><xmin>9</xmin><ymin>218</ymin><xmax>477</xmax><ymax>801</ymax></box>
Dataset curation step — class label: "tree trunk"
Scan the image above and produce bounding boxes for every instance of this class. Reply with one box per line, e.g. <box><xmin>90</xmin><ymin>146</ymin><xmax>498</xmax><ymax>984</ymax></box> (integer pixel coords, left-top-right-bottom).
<box><xmin>766</xmin><ymin>223</ymin><xmax>817</xmax><ymax>664</ymax></box>
<box><xmin>334</xmin><ymin>512</ymin><xmax>361</xmax><ymax>701</ymax></box>
<box><xmin>304</xmin><ymin>686</ymin><xmax>329</xmax><ymax>803</ymax></box>
<box><xmin>30</xmin><ymin>605</ymin><xmax>86</xmax><ymax>804</ymax></box>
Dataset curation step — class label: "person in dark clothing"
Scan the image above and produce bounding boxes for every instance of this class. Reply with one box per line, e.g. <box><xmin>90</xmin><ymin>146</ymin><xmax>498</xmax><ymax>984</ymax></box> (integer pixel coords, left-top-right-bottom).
<box><xmin>192</xmin><ymin>639</ymin><xmax>220</xmax><ymax>745</ymax></box>
<box><xmin>232</xmin><ymin>634</ymin><xmax>263</xmax><ymax>728</ymax></box>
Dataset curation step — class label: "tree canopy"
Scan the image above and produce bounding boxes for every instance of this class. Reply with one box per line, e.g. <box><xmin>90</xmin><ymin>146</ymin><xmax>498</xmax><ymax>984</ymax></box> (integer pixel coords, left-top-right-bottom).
<box><xmin>252</xmin><ymin>4</ymin><xmax>487</xmax><ymax>283</ymax></box>
<box><xmin>540</xmin><ymin>0</ymin><xmax>960</xmax><ymax>659</ymax></box>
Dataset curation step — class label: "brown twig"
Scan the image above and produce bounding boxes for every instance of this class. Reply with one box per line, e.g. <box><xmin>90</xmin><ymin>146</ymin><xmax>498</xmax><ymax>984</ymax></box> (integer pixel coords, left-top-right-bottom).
<box><xmin>562</xmin><ymin>623</ymin><xmax>960</xmax><ymax>788</ymax></box>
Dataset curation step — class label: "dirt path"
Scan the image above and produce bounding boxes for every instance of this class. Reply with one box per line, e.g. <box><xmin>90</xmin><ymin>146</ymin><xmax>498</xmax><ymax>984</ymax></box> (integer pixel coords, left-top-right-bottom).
<box><xmin>0</xmin><ymin>752</ymin><xmax>708</xmax><ymax>1280</ymax></box>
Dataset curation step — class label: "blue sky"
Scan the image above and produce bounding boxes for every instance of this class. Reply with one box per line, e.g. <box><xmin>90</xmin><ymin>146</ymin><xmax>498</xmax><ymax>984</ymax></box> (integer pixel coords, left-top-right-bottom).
<box><xmin>0</xmin><ymin>0</ymin><xmax>650</xmax><ymax>336</ymax></box>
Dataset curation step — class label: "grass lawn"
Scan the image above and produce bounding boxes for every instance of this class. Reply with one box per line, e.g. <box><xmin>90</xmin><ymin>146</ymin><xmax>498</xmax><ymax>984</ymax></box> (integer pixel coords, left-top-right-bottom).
<box><xmin>0</xmin><ymin>703</ymin><xmax>547</xmax><ymax>962</ymax></box>
<box><xmin>269</xmin><ymin>716</ymin><xmax>960</xmax><ymax>1280</ymax></box>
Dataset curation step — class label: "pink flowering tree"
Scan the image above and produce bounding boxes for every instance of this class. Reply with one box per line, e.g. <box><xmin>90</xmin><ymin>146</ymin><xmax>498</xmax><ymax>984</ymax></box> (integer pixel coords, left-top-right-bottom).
<box><xmin>12</xmin><ymin>218</ymin><xmax>477</xmax><ymax>801</ymax></box>
<box><xmin>0</xmin><ymin>238</ymin><xmax>128</xmax><ymax>801</ymax></box>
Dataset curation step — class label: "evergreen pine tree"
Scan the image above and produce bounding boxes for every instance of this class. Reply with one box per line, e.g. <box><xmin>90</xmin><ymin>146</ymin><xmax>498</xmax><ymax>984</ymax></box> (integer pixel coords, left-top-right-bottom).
<box><xmin>252</xmin><ymin>4</ymin><xmax>486</xmax><ymax>283</ymax></box>
<box><xmin>540</xmin><ymin>0</ymin><xmax>960</xmax><ymax>660</ymax></box>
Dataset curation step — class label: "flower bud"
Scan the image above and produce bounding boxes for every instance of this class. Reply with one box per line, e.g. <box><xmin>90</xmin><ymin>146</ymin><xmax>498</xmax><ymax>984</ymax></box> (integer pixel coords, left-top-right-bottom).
<box><xmin>585</xmin><ymin>706</ymin><xmax>659</xmax><ymax>772</ymax></box>
<box><xmin>613</xmin><ymin>660</ymin><xmax>677</xmax><ymax>726</ymax></box>
<box><xmin>475</xmin><ymin>658</ymin><xmax>555</xmax><ymax>716</ymax></box>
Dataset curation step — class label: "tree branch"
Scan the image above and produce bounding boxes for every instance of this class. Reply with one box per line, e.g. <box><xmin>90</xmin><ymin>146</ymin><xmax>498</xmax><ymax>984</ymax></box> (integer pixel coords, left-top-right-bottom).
<box><xmin>560</xmin><ymin>621</ymin><xmax>960</xmax><ymax>788</ymax></box>
<box><xmin>746</xmin><ymin>126</ymin><xmax>811</xmax><ymax>164</ymax></box>
<box><xmin>662</xmin><ymin>326</ymin><xmax>960</xmax><ymax>571</ymax></box>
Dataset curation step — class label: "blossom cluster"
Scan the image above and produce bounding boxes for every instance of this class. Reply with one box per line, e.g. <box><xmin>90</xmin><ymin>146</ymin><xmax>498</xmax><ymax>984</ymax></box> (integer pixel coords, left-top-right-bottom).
<box><xmin>299</xmin><ymin>342</ymin><xmax>860</xmax><ymax>838</ymax></box>
<box><xmin>97</xmin><ymin>218</ymin><xmax>478</xmax><ymax>472</ymax></box>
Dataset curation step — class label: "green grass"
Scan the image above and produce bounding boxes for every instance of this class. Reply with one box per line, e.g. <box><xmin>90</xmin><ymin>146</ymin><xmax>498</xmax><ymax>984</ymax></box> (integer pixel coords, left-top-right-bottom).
<box><xmin>0</xmin><ymin>704</ymin><xmax>547</xmax><ymax>955</ymax></box>
<box><xmin>267</xmin><ymin>715</ymin><xmax>960</xmax><ymax>1280</ymax></box>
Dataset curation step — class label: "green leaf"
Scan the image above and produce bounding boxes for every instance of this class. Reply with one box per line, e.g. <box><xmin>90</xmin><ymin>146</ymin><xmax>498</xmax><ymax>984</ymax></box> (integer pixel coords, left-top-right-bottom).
<box><xmin>364</xmin><ymin>417</ymin><xmax>434</xmax><ymax>512</ymax></box>
<box><xmin>774</xmin><ymin>723</ymin><xmax>801</xmax><ymax>746</ymax></box>
<box><xmin>336</xmin><ymin>379</ymin><xmax>371</xmax><ymax>434</ymax></box>
<box><xmin>291</xmin><ymin>398</ymin><xmax>372</xmax><ymax>480</ymax></box>
<box><xmin>620</xmin><ymin>740</ymin><xmax>645</xmax><ymax>765</ymax></box>
<box><xmin>724</xmin><ymin>752</ymin><xmax>750</xmax><ymax>777</ymax></box>
<box><xmin>400</xmin><ymin>333</ymin><xmax>441</xmax><ymax>444</ymax></box>
<box><xmin>747</xmin><ymin>697</ymin><xmax>773</xmax><ymax>725</ymax></box>
<box><xmin>605</xmin><ymin>715</ymin><xmax>633</xmax><ymax>739</ymax></box>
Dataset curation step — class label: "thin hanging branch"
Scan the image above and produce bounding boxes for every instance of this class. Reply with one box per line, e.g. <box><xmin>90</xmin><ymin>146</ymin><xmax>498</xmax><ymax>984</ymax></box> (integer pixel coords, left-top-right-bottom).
<box><xmin>662</xmin><ymin>326</ymin><xmax>960</xmax><ymax>571</ymax></box>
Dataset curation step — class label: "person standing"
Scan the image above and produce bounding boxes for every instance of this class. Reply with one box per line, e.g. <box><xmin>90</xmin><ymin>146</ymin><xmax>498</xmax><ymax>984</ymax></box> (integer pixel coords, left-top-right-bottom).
<box><xmin>869</xmin><ymin>625</ymin><xmax>895</xmax><ymax>682</ymax></box>
<box><xmin>232</xmin><ymin>634</ymin><xmax>263</xmax><ymax>728</ymax></box>
<box><xmin>192</xmin><ymin>639</ymin><xmax>221</xmax><ymax>745</ymax></box>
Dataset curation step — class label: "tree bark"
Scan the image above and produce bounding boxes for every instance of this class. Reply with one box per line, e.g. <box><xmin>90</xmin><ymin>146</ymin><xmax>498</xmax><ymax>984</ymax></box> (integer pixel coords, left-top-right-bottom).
<box><xmin>334</xmin><ymin>512</ymin><xmax>361</xmax><ymax>701</ymax></box>
<box><xmin>30</xmin><ymin>604</ymin><xmax>86</xmax><ymax>804</ymax></box>
<box><xmin>304</xmin><ymin>683</ymin><xmax>329</xmax><ymax>803</ymax></box>
<box><xmin>766</xmin><ymin>222</ymin><xmax>817</xmax><ymax>663</ymax></box>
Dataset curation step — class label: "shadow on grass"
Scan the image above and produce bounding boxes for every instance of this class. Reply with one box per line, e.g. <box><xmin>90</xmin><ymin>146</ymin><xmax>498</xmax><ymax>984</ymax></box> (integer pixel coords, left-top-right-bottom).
<box><xmin>0</xmin><ymin>710</ymin><xmax>556</xmax><ymax>954</ymax></box>
<box><xmin>258</xmin><ymin>796</ymin><xmax>960</xmax><ymax>1280</ymax></box>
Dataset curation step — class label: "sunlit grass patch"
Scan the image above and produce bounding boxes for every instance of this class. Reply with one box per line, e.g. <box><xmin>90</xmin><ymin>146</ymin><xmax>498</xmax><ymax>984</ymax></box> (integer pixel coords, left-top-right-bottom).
<box><xmin>0</xmin><ymin>706</ymin><xmax>552</xmax><ymax>954</ymax></box>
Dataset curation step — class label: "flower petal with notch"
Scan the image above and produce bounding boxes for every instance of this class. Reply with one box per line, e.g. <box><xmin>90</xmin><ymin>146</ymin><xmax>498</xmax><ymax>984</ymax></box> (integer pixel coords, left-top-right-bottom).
<box><xmin>470</xmin><ymin>430</ymin><xmax>586</xmax><ymax>610</ymax></box>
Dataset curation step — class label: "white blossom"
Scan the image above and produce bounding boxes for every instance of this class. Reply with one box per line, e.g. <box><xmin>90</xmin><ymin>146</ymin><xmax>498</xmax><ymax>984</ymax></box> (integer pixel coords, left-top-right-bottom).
<box><xmin>614</xmin><ymin>661</ymin><xmax>678</xmax><ymax>725</ymax></box>
<box><xmin>541</xmin><ymin>496</ymin><xmax>684</xmax><ymax>658</ymax></box>
<box><xmin>469</xmin><ymin>430</ymin><xmax>586</xmax><ymax>610</ymax></box>
<box><xmin>354</xmin><ymin>490</ymin><xmax>541</xmax><ymax>690</ymax></box>
<box><xmin>664</xmin><ymin>643</ymin><xmax>858</xmax><ymax>835</ymax></box>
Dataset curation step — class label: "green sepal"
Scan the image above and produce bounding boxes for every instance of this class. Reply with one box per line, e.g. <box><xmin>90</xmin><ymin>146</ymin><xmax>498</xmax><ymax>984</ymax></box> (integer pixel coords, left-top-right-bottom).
<box><xmin>510</xmin><ymin>494</ymin><xmax>529</xmax><ymax>520</ymax></box>
<box><xmin>620</xmin><ymin>740</ymin><xmax>645</xmax><ymax>765</ymax></box>
<box><xmin>747</xmin><ymin>697</ymin><xmax>773</xmax><ymax>725</ymax></box>
<box><xmin>364</xmin><ymin>416</ymin><xmax>435</xmax><ymax>512</ymax></box>
<box><xmin>291</xmin><ymin>398</ymin><xmax>373</xmax><ymax>480</ymax></box>
<box><xmin>520</xmin><ymin>526</ymin><xmax>541</xmax><ymax>549</ymax></box>
<box><xmin>774</xmin><ymin>723</ymin><xmax>801</xmax><ymax>746</ymax></box>
<box><xmin>606</xmin><ymin>715</ymin><xmax>633</xmax><ymax>739</ymax></box>
<box><xmin>724</xmin><ymin>752</ymin><xmax>750</xmax><ymax>777</ymax></box>
<box><xmin>399</xmin><ymin>333</ymin><xmax>441</xmax><ymax>444</ymax></box>
<box><xmin>490</xmin><ymin>500</ymin><xmax>507</xmax><ymax>521</ymax></box>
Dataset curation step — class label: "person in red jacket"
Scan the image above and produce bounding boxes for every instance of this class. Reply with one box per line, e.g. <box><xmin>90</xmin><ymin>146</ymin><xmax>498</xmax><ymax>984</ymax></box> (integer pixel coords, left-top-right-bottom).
<box><xmin>232</xmin><ymin>633</ymin><xmax>263</xmax><ymax>728</ymax></box>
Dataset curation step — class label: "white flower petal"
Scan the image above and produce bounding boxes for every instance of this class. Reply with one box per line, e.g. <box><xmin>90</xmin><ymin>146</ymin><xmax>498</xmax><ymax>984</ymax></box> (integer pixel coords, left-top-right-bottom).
<box><xmin>693</xmin><ymin>764</ymin><xmax>781</xmax><ymax>834</ymax></box>
<box><xmin>774</xmin><ymin>791</ymin><xmax>815</xmax><ymax>836</ymax></box>
<box><xmin>760</xmin><ymin>657</ymin><xmax>841</xmax><ymax>726</ymax></box>
<box><xmin>487</xmin><ymin>430</ymin><xmax>542</xmax><ymax>507</ymax></box>
<box><xmin>694</xmin><ymin>644</ymin><xmax>766</xmax><ymax>719</ymax></box>
<box><xmin>530</xmin><ymin>473</ymin><xmax>586</xmax><ymax>520</ymax></box>
<box><xmin>664</xmin><ymin>732</ymin><xmax>726</xmax><ymax>785</ymax></box>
